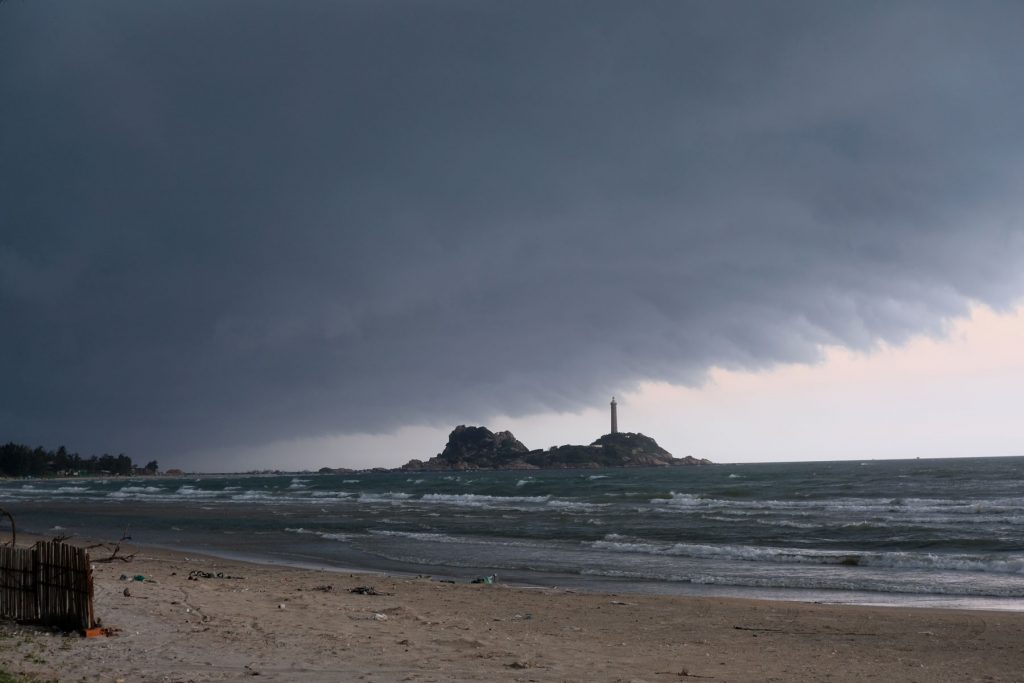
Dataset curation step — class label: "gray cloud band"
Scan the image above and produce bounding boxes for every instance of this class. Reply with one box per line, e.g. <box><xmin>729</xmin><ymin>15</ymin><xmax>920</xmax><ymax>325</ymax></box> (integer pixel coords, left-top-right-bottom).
<box><xmin>2</xmin><ymin>1</ymin><xmax>1022</xmax><ymax>462</ymax></box>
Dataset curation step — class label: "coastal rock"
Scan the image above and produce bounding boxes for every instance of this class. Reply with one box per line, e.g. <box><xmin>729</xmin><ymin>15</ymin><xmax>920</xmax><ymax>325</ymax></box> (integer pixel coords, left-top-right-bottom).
<box><xmin>401</xmin><ymin>426</ymin><xmax>529</xmax><ymax>471</ymax></box>
<box><xmin>673</xmin><ymin>455</ymin><xmax>713</xmax><ymax>466</ymax></box>
<box><xmin>399</xmin><ymin>427</ymin><xmax>711</xmax><ymax>471</ymax></box>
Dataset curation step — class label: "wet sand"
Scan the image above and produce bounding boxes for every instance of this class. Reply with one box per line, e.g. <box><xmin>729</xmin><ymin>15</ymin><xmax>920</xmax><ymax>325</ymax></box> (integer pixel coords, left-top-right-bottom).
<box><xmin>2</xmin><ymin>538</ymin><xmax>1023</xmax><ymax>682</ymax></box>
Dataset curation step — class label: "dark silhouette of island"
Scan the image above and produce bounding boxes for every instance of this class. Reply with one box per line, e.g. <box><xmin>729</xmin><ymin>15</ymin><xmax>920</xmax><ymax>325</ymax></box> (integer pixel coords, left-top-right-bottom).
<box><xmin>400</xmin><ymin>425</ymin><xmax>712</xmax><ymax>471</ymax></box>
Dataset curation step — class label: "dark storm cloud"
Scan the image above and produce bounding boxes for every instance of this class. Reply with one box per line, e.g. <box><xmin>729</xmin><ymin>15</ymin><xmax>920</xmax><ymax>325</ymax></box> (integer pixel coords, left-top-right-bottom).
<box><xmin>2</xmin><ymin>1</ymin><xmax>1023</xmax><ymax>464</ymax></box>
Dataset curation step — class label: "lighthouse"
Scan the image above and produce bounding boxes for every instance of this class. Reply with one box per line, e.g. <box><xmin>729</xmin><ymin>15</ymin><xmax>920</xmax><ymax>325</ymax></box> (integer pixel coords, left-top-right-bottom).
<box><xmin>610</xmin><ymin>396</ymin><xmax>618</xmax><ymax>434</ymax></box>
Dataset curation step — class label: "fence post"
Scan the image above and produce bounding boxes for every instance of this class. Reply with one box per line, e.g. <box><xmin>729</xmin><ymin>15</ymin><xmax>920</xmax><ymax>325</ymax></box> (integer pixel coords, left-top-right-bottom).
<box><xmin>32</xmin><ymin>543</ymin><xmax>41</xmax><ymax>622</ymax></box>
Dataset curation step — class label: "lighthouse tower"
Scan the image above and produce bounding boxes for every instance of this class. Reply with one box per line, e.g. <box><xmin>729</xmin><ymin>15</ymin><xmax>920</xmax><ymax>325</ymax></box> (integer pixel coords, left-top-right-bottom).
<box><xmin>610</xmin><ymin>396</ymin><xmax>618</xmax><ymax>434</ymax></box>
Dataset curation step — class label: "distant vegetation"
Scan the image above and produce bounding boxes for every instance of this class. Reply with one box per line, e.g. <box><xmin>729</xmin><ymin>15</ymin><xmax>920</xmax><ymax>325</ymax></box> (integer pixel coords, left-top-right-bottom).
<box><xmin>0</xmin><ymin>442</ymin><xmax>157</xmax><ymax>478</ymax></box>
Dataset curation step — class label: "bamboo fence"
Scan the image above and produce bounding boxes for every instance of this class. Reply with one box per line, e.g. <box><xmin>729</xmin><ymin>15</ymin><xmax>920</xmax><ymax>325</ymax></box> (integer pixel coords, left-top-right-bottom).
<box><xmin>0</xmin><ymin>544</ymin><xmax>35</xmax><ymax>622</ymax></box>
<box><xmin>0</xmin><ymin>541</ymin><xmax>94</xmax><ymax>630</ymax></box>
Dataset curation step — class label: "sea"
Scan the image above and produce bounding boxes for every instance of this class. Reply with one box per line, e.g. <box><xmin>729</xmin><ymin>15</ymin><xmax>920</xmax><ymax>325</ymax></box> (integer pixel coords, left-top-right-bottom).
<box><xmin>3</xmin><ymin>456</ymin><xmax>1024</xmax><ymax>611</ymax></box>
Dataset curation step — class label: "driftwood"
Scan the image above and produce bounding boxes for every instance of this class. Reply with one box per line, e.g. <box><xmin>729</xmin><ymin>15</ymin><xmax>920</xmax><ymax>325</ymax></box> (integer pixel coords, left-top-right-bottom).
<box><xmin>0</xmin><ymin>507</ymin><xmax>14</xmax><ymax>546</ymax></box>
<box><xmin>77</xmin><ymin>524</ymin><xmax>136</xmax><ymax>563</ymax></box>
<box><xmin>85</xmin><ymin>542</ymin><xmax>136</xmax><ymax>563</ymax></box>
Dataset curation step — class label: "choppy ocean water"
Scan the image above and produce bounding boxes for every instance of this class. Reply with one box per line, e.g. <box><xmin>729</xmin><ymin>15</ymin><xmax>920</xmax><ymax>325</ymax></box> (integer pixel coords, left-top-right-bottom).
<box><xmin>4</xmin><ymin>456</ymin><xmax>1024</xmax><ymax>611</ymax></box>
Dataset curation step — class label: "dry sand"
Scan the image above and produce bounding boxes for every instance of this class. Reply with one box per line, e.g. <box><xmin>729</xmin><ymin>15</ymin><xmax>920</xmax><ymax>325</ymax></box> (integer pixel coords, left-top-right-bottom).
<box><xmin>2</xmin><ymin>539</ymin><xmax>1023</xmax><ymax>682</ymax></box>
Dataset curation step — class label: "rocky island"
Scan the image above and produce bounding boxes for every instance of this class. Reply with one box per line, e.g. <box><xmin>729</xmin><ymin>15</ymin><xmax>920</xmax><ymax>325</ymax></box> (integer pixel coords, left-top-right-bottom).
<box><xmin>400</xmin><ymin>424</ymin><xmax>712</xmax><ymax>471</ymax></box>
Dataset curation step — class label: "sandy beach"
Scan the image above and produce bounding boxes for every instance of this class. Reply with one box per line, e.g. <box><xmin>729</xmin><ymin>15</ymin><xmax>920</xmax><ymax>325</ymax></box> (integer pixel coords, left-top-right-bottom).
<box><xmin>0</xmin><ymin>538</ymin><xmax>1021</xmax><ymax>682</ymax></box>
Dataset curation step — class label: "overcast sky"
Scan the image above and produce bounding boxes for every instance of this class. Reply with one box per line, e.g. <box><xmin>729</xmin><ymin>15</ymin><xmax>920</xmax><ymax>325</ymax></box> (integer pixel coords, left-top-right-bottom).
<box><xmin>2</xmin><ymin>1</ymin><xmax>1022</xmax><ymax>471</ymax></box>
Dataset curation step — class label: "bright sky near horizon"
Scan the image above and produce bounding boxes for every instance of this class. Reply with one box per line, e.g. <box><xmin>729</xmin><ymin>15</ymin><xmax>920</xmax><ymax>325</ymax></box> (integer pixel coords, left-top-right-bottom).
<box><xmin>2</xmin><ymin>2</ymin><xmax>1023</xmax><ymax>471</ymax></box>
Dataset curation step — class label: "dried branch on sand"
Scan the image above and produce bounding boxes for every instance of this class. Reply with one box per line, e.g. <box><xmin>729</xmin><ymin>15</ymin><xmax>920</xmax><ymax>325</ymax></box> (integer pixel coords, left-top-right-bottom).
<box><xmin>86</xmin><ymin>542</ymin><xmax>137</xmax><ymax>563</ymax></box>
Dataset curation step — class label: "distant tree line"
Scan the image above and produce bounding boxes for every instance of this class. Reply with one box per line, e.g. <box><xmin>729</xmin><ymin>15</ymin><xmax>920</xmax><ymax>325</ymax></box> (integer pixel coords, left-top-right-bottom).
<box><xmin>0</xmin><ymin>442</ymin><xmax>158</xmax><ymax>478</ymax></box>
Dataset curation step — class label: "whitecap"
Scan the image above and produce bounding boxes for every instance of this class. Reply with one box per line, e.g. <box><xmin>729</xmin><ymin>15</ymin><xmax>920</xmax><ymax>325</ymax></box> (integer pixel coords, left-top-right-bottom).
<box><xmin>546</xmin><ymin>499</ymin><xmax>605</xmax><ymax>511</ymax></box>
<box><xmin>417</xmin><ymin>493</ymin><xmax>550</xmax><ymax>507</ymax></box>
<box><xmin>358</xmin><ymin>492</ymin><xmax>415</xmax><ymax>503</ymax></box>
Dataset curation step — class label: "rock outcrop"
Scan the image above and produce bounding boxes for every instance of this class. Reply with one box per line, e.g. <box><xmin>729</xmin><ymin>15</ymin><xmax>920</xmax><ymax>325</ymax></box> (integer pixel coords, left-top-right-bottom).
<box><xmin>400</xmin><ymin>426</ymin><xmax>711</xmax><ymax>471</ymax></box>
<box><xmin>401</xmin><ymin>425</ymin><xmax>532</xmax><ymax>471</ymax></box>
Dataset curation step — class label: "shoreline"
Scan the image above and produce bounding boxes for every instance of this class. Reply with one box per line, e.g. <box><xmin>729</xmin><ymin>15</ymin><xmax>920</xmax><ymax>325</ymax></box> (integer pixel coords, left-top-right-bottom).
<box><xmin>123</xmin><ymin>537</ymin><xmax>1024</xmax><ymax>614</ymax></box>
<box><xmin>3</xmin><ymin>536</ymin><xmax>1024</xmax><ymax>681</ymax></box>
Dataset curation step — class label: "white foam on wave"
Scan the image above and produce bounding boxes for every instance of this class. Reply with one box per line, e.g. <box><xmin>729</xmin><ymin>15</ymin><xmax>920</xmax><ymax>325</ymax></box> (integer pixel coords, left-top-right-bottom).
<box><xmin>644</xmin><ymin>492</ymin><xmax>1024</xmax><ymax>519</ymax></box>
<box><xmin>230</xmin><ymin>491</ymin><xmax>277</xmax><ymax>501</ymax></box>
<box><xmin>870</xmin><ymin>552</ymin><xmax>1024</xmax><ymax>575</ymax></box>
<box><xmin>578</xmin><ymin>566</ymin><xmax>1024</xmax><ymax>597</ymax></box>
<box><xmin>649</xmin><ymin>492</ymin><xmax>705</xmax><ymax>506</ymax></box>
<box><xmin>358</xmin><ymin>492</ymin><xmax>415</xmax><ymax>503</ymax></box>
<box><xmin>368</xmin><ymin>529</ymin><xmax>461</xmax><ymax>543</ymax></box>
<box><xmin>546</xmin><ymin>499</ymin><xmax>605</xmax><ymax>511</ymax></box>
<box><xmin>588</xmin><ymin>538</ymin><xmax>1024</xmax><ymax>575</ymax></box>
<box><xmin>686</xmin><ymin>572</ymin><xmax>1024</xmax><ymax>597</ymax></box>
<box><xmin>417</xmin><ymin>493</ymin><xmax>551</xmax><ymax>507</ymax></box>
<box><xmin>368</xmin><ymin>529</ymin><xmax>550</xmax><ymax>550</ymax></box>
<box><xmin>284</xmin><ymin>527</ymin><xmax>353</xmax><ymax>542</ymax></box>
<box><xmin>579</xmin><ymin>567</ymin><xmax>693</xmax><ymax>583</ymax></box>
<box><xmin>591</xmin><ymin>539</ymin><xmax>855</xmax><ymax>566</ymax></box>
<box><xmin>175</xmin><ymin>485</ymin><xmax>219</xmax><ymax>498</ymax></box>
<box><xmin>56</xmin><ymin>486</ymin><xmax>91</xmax><ymax>493</ymax></box>
<box><xmin>754</xmin><ymin>518</ymin><xmax>821</xmax><ymax>530</ymax></box>
<box><xmin>107</xmin><ymin>485</ymin><xmax>168</xmax><ymax>499</ymax></box>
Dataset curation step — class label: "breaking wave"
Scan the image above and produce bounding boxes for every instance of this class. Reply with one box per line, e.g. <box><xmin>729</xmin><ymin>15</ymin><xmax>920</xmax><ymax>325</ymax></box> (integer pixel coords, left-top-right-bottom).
<box><xmin>589</xmin><ymin>538</ymin><xmax>1024</xmax><ymax>574</ymax></box>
